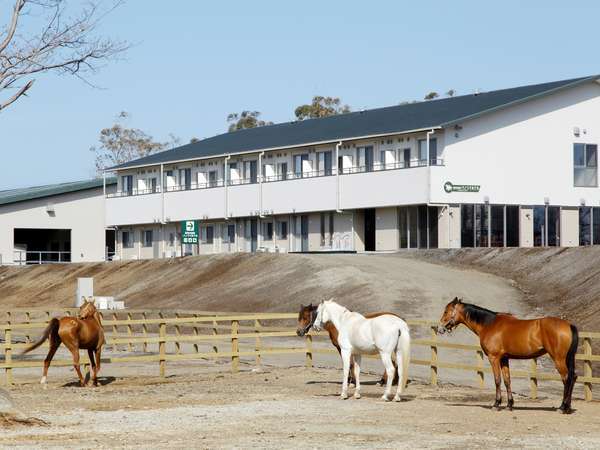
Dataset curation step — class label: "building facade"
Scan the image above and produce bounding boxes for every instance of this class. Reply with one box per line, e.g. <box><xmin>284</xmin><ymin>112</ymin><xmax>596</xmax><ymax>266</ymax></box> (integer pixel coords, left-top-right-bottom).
<box><xmin>0</xmin><ymin>179</ymin><xmax>116</xmax><ymax>265</ymax></box>
<box><xmin>105</xmin><ymin>76</ymin><xmax>600</xmax><ymax>259</ymax></box>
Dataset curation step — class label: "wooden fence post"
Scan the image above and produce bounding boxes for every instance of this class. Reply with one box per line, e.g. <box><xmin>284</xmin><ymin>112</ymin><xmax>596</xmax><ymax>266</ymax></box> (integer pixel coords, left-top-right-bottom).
<box><xmin>305</xmin><ymin>333</ymin><xmax>313</xmax><ymax>368</ymax></box>
<box><xmin>584</xmin><ymin>337</ymin><xmax>593</xmax><ymax>401</ymax></box>
<box><xmin>112</xmin><ymin>312</ymin><xmax>119</xmax><ymax>352</ymax></box>
<box><xmin>175</xmin><ymin>313</ymin><xmax>181</xmax><ymax>355</ymax></box>
<box><xmin>142</xmin><ymin>312</ymin><xmax>148</xmax><ymax>353</ymax></box>
<box><xmin>193</xmin><ymin>314</ymin><xmax>199</xmax><ymax>353</ymax></box>
<box><xmin>25</xmin><ymin>311</ymin><xmax>31</xmax><ymax>343</ymax></box>
<box><xmin>126</xmin><ymin>313</ymin><xmax>133</xmax><ymax>352</ymax></box>
<box><xmin>254</xmin><ymin>319</ymin><xmax>262</xmax><ymax>367</ymax></box>
<box><xmin>5</xmin><ymin>326</ymin><xmax>12</xmax><ymax>386</ymax></box>
<box><xmin>231</xmin><ymin>320</ymin><xmax>239</xmax><ymax>373</ymax></box>
<box><xmin>430</xmin><ymin>325</ymin><xmax>438</xmax><ymax>386</ymax></box>
<box><xmin>529</xmin><ymin>358</ymin><xmax>538</xmax><ymax>399</ymax></box>
<box><xmin>159</xmin><ymin>322</ymin><xmax>167</xmax><ymax>378</ymax></box>
<box><xmin>476</xmin><ymin>350</ymin><xmax>485</xmax><ymax>388</ymax></box>
<box><xmin>212</xmin><ymin>317</ymin><xmax>219</xmax><ymax>354</ymax></box>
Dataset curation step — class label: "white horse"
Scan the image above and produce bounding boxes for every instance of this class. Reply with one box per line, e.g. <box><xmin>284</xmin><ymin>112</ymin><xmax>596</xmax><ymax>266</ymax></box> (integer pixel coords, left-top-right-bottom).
<box><xmin>313</xmin><ymin>300</ymin><xmax>411</xmax><ymax>401</ymax></box>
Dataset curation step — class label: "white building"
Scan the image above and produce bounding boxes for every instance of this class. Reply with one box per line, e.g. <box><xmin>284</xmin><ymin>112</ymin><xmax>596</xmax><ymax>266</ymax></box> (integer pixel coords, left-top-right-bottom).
<box><xmin>105</xmin><ymin>75</ymin><xmax>600</xmax><ymax>258</ymax></box>
<box><xmin>0</xmin><ymin>179</ymin><xmax>116</xmax><ymax>265</ymax></box>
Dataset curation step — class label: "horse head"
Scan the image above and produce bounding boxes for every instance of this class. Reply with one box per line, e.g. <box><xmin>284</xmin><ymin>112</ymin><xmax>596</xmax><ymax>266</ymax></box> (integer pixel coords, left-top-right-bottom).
<box><xmin>438</xmin><ymin>297</ymin><xmax>463</xmax><ymax>334</ymax></box>
<box><xmin>79</xmin><ymin>297</ymin><xmax>98</xmax><ymax>320</ymax></box>
<box><xmin>296</xmin><ymin>303</ymin><xmax>318</xmax><ymax>337</ymax></box>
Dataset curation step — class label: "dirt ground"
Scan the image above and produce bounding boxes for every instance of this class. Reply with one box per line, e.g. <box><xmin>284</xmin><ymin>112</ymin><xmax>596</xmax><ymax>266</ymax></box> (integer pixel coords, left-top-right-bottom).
<box><xmin>1</xmin><ymin>361</ymin><xmax>599</xmax><ymax>449</ymax></box>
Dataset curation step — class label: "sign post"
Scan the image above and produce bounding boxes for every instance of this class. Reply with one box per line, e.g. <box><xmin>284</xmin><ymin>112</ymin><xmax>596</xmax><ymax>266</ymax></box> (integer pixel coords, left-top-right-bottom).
<box><xmin>181</xmin><ymin>220</ymin><xmax>199</xmax><ymax>256</ymax></box>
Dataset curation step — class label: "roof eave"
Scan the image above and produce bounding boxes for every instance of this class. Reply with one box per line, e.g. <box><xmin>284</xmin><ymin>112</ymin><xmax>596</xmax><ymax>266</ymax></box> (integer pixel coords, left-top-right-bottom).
<box><xmin>105</xmin><ymin>126</ymin><xmax>444</xmax><ymax>172</ymax></box>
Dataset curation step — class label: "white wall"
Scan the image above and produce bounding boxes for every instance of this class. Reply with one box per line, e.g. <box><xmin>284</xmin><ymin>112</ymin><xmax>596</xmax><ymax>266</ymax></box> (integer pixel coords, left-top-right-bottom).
<box><xmin>0</xmin><ymin>187</ymin><xmax>111</xmax><ymax>264</ymax></box>
<box><xmin>431</xmin><ymin>82</ymin><xmax>600</xmax><ymax>207</ymax></box>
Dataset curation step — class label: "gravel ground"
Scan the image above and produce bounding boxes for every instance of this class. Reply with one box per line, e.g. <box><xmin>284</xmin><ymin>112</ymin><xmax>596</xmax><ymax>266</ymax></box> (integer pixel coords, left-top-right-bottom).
<box><xmin>1</xmin><ymin>361</ymin><xmax>599</xmax><ymax>449</ymax></box>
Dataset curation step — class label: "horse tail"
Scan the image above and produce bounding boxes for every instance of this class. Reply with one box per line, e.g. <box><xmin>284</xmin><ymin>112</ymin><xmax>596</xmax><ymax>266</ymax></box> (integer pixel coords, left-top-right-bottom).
<box><xmin>21</xmin><ymin>318</ymin><xmax>60</xmax><ymax>355</ymax></box>
<box><xmin>566</xmin><ymin>324</ymin><xmax>579</xmax><ymax>386</ymax></box>
<box><xmin>397</xmin><ymin>321</ymin><xmax>411</xmax><ymax>391</ymax></box>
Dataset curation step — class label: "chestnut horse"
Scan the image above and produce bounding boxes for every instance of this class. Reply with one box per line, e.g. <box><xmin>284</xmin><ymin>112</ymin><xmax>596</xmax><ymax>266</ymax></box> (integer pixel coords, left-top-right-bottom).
<box><xmin>297</xmin><ymin>303</ymin><xmax>399</xmax><ymax>385</ymax></box>
<box><xmin>22</xmin><ymin>299</ymin><xmax>105</xmax><ymax>387</ymax></box>
<box><xmin>439</xmin><ymin>298</ymin><xmax>579</xmax><ymax>413</ymax></box>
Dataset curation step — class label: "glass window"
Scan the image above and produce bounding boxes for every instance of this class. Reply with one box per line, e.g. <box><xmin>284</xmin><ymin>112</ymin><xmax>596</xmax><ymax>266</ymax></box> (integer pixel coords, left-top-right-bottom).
<box><xmin>428</xmin><ymin>206</ymin><xmax>438</xmax><ymax>249</ymax></box>
<box><xmin>490</xmin><ymin>205</ymin><xmax>504</xmax><ymax>247</ymax></box>
<box><xmin>594</xmin><ymin>208</ymin><xmax>600</xmax><ymax>246</ymax></box>
<box><xmin>399</xmin><ymin>208</ymin><xmax>408</xmax><ymax>248</ymax></box>
<box><xmin>533</xmin><ymin>206</ymin><xmax>545</xmax><ymax>246</ymax></box>
<box><xmin>206</xmin><ymin>226</ymin><xmax>214</xmax><ymax>244</ymax></box>
<box><xmin>580</xmin><ymin>207</ymin><xmax>591</xmax><ymax>246</ymax></box>
<box><xmin>506</xmin><ymin>206</ymin><xmax>519</xmax><ymax>247</ymax></box>
<box><xmin>122</xmin><ymin>231</ymin><xmax>133</xmax><ymax>248</ymax></box>
<box><xmin>475</xmin><ymin>204</ymin><xmax>489</xmax><ymax>247</ymax></box>
<box><xmin>574</xmin><ymin>143</ymin><xmax>598</xmax><ymax>187</ymax></box>
<box><xmin>264</xmin><ymin>222</ymin><xmax>273</xmax><ymax>241</ymax></box>
<box><xmin>547</xmin><ymin>206</ymin><xmax>560</xmax><ymax>246</ymax></box>
<box><xmin>408</xmin><ymin>207</ymin><xmax>418</xmax><ymax>248</ymax></box>
<box><xmin>418</xmin><ymin>205</ymin><xmax>428</xmax><ymax>248</ymax></box>
<box><xmin>278</xmin><ymin>221</ymin><xmax>288</xmax><ymax>240</ymax></box>
<box><xmin>227</xmin><ymin>224</ymin><xmax>236</xmax><ymax>243</ymax></box>
<box><xmin>142</xmin><ymin>230</ymin><xmax>153</xmax><ymax>248</ymax></box>
<box><xmin>461</xmin><ymin>204</ymin><xmax>474</xmax><ymax>248</ymax></box>
<box><xmin>168</xmin><ymin>233</ymin><xmax>175</xmax><ymax>247</ymax></box>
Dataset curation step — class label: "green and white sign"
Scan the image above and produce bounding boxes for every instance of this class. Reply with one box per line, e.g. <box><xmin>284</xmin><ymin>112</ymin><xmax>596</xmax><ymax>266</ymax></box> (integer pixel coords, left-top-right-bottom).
<box><xmin>181</xmin><ymin>220</ymin><xmax>199</xmax><ymax>244</ymax></box>
<box><xmin>444</xmin><ymin>181</ymin><xmax>480</xmax><ymax>193</ymax></box>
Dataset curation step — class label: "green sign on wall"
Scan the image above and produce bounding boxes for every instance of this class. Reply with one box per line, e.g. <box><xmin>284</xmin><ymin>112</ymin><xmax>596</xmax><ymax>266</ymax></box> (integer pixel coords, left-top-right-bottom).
<box><xmin>181</xmin><ymin>220</ymin><xmax>199</xmax><ymax>244</ymax></box>
<box><xmin>443</xmin><ymin>181</ymin><xmax>480</xmax><ymax>193</ymax></box>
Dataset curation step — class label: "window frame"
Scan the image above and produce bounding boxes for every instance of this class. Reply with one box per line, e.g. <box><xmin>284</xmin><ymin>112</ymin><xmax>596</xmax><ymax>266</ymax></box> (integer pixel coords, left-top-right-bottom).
<box><xmin>573</xmin><ymin>143</ymin><xmax>598</xmax><ymax>188</ymax></box>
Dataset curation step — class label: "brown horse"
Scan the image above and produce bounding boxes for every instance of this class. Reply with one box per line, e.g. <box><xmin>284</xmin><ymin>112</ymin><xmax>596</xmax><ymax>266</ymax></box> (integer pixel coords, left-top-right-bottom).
<box><xmin>439</xmin><ymin>298</ymin><xmax>578</xmax><ymax>413</ymax></box>
<box><xmin>22</xmin><ymin>298</ymin><xmax>105</xmax><ymax>387</ymax></box>
<box><xmin>297</xmin><ymin>303</ymin><xmax>399</xmax><ymax>385</ymax></box>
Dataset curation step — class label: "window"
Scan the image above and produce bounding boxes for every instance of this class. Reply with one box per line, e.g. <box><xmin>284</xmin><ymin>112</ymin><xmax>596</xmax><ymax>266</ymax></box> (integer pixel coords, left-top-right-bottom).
<box><xmin>580</xmin><ymin>207</ymin><xmax>591</xmax><ymax>246</ymax></box>
<box><xmin>263</xmin><ymin>222</ymin><xmax>273</xmax><ymax>241</ymax></box>
<box><xmin>122</xmin><ymin>231</ymin><xmax>133</xmax><ymax>248</ymax></box>
<box><xmin>490</xmin><ymin>205</ymin><xmax>504</xmax><ymax>247</ymax></box>
<box><xmin>168</xmin><ymin>233</ymin><xmax>175</xmax><ymax>247</ymax></box>
<box><xmin>278</xmin><ymin>162</ymin><xmax>288</xmax><ymax>181</ymax></box>
<box><xmin>278</xmin><ymin>221</ymin><xmax>288</xmax><ymax>240</ymax></box>
<box><xmin>142</xmin><ymin>230</ymin><xmax>153</xmax><ymax>248</ymax></box>
<box><xmin>574</xmin><ymin>143</ymin><xmax>598</xmax><ymax>187</ymax></box>
<box><xmin>357</xmin><ymin>146</ymin><xmax>374</xmax><ymax>172</ymax></box>
<box><xmin>179</xmin><ymin>168</ymin><xmax>192</xmax><ymax>190</ymax></box>
<box><xmin>475</xmin><ymin>204</ymin><xmax>489</xmax><ymax>247</ymax></box>
<box><xmin>320</xmin><ymin>212</ymin><xmax>334</xmax><ymax>247</ymax></box>
<box><xmin>594</xmin><ymin>208</ymin><xmax>600</xmax><ymax>246</ymax></box>
<box><xmin>417</xmin><ymin>138</ymin><xmax>437</xmax><ymax>165</ymax></box>
<box><xmin>461</xmin><ymin>205</ymin><xmax>475</xmax><ymax>247</ymax></box>
<box><xmin>201</xmin><ymin>226</ymin><xmax>214</xmax><ymax>244</ymax></box>
<box><xmin>399</xmin><ymin>208</ymin><xmax>408</xmax><ymax>248</ymax></box>
<box><xmin>506</xmin><ymin>206</ymin><xmax>520</xmax><ymax>247</ymax></box>
<box><xmin>380</xmin><ymin>150</ymin><xmax>386</xmax><ymax>169</ymax></box>
<box><xmin>317</xmin><ymin>151</ymin><xmax>332</xmax><ymax>176</ymax></box>
<box><xmin>121</xmin><ymin>175</ymin><xmax>133</xmax><ymax>196</ymax></box>
<box><xmin>148</xmin><ymin>178</ymin><xmax>157</xmax><ymax>193</ymax></box>
<box><xmin>294</xmin><ymin>154</ymin><xmax>309</xmax><ymax>177</ymax></box>
<box><xmin>227</xmin><ymin>224</ymin><xmax>236</xmax><ymax>243</ymax></box>
<box><xmin>418</xmin><ymin>140</ymin><xmax>427</xmax><ymax>164</ymax></box>
<box><xmin>208</xmin><ymin>170</ymin><xmax>217</xmax><ymax>187</ymax></box>
<box><xmin>244</xmin><ymin>160</ymin><xmax>257</xmax><ymax>183</ymax></box>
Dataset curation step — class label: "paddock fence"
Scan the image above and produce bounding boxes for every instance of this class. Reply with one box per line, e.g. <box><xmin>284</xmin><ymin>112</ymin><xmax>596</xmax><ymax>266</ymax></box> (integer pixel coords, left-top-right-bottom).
<box><xmin>0</xmin><ymin>308</ymin><xmax>598</xmax><ymax>401</ymax></box>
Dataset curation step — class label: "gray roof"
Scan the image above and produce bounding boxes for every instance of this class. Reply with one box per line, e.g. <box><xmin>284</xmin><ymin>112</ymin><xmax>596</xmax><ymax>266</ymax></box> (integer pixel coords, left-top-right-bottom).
<box><xmin>0</xmin><ymin>178</ymin><xmax>116</xmax><ymax>207</ymax></box>
<box><xmin>112</xmin><ymin>75</ymin><xmax>599</xmax><ymax>170</ymax></box>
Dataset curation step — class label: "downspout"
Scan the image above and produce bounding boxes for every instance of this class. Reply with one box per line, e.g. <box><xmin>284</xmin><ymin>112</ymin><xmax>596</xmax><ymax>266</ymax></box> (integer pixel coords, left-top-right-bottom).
<box><xmin>224</xmin><ymin>155</ymin><xmax>231</xmax><ymax>219</ymax></box>
<box><xmin>426</xmin><ymin>129</ymin><xmax>436</xmax><ymax>205</ymax></box>
<box><xmin>258</xmin><ymin>151</ymin><xmax>265</xmax><ymax>218</ymax></box>
<box><xmin>103</xmin><ymin>171</ymin><xmax>107</xmax><ymax>197</ymax></box>
<box><xmin>160</xmin><ymin>164</ymin><xmax>165</xmax><ymax>223</ymax></box>
<box><xmin>335</xmin><ymin>141</ymin><xmax>342</xmax><ymax>213</ymax></box>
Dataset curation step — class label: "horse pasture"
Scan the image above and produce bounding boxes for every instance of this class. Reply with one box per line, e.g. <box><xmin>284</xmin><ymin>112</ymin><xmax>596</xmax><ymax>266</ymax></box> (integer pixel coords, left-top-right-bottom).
<box><xmin>1</xmin><ymin>360</ymin><xmax>599</xmax><ymax>449</ymax></box>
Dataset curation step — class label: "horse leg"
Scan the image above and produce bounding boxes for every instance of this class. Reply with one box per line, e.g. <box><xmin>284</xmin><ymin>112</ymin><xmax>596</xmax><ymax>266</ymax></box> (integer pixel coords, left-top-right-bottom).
<box><xmin>352</xmin><ymin>355</ymin><xmax>361</xmax><ymax>399</ymax></box>
<box><xmin>489</xmin><ymin>356</ymin><xmax>502</xmax><ymax>410</ymax></box>
<box><xmin>94</xmin><ymin>347</ymin><xmax>102</xmax><ymax>386</ymax></box>
<box><xmin>500</xmin><ymin>357</ymin><xmax>514</xmax><ymax>411</ymax></box>
<box><xmin>88</xmin><ymin>349</ymin><xmax>97</xmax><ymax>387</ymax></box>
<box><xmin>340</xmin><ymin>349</ymin><xmax>351</xmax><ymax>399</ymax></box>
<box><xmin>552</xmin><ymin>357</ymin><xmax>571</xmax><ymax>413</ymax></box>
<box><xmin>379</xmin><ymin>352</ymin><xmax>395</xmax><ymax>401</ymax></box>
<box><xmin>64</xmin><ymin>342</ymin><xmax>85</xmax><ymax>386</ymax></box>
<box><xmin>393</xmin><ymin>348</ymin><xmax>405</xmax><ymax>402</ymax></box>
<box><xmin>41</xmin><ymin>339</ymin><xmax>61</xmax><ymax>386</ymax></box>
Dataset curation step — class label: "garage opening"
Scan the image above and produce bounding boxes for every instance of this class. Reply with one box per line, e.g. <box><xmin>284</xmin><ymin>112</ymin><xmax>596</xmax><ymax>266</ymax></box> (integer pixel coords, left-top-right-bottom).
<box><xmin>364</xmin><ymin>208</ymin><xmax>376</xmax><ymax>251</ymax></box>
<box><xmin>13</xmin><ymin>228</ymin><xmax>71</xmax><ymax>264</ymax></box>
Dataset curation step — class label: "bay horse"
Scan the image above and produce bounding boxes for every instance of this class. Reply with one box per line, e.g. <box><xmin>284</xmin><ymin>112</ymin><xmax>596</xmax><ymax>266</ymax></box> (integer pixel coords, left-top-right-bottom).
<box><xmin>438</xmin><ymin>297</ymin><xmax>579</xmax><ymax>413</ymax></box>
<box><xmin>22</xmin><ymin>298</ymin><xmax>105</xmax><ymax>387</ymax></box>
<box><xmin>296</xmin><ymin>303</ymin><xmax>399</xmax><ymax>385</ymax></box>
<box><xmin>311</xmin><ymin>300</ymin><xmax>411</xmax><ymax>401</ymax></box>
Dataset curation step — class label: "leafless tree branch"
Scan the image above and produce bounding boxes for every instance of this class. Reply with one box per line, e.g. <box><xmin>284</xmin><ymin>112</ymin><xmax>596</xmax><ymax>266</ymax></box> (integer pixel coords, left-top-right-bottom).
<box><xmin>0</xmin><ymin>0</ymin><xmax>128</xmax><ymax>112</ymax></box>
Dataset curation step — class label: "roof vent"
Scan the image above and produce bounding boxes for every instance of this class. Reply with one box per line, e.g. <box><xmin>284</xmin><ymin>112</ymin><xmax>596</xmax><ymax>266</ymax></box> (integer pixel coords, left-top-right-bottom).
<box><xmin>474</xmin><ymin>88</ymin><xmax>481</xmax><ymax>96</ymax></box>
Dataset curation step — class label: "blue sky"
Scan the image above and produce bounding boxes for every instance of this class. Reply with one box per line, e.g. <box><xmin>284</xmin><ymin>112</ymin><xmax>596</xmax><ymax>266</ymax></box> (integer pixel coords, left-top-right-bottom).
<box><xmin>1</xmin><ymin>1</ymin><xmax>599</xmax><ymax>189</ymax></box>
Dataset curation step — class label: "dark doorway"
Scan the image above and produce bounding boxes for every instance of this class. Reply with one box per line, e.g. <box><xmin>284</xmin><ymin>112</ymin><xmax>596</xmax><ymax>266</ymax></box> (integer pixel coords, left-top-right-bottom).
<box><xmin>506</xmin><ymin>206</ymin><xmax>520</xmax><ymax>247</ymax></box>
<box><xmin>105</xmin><ymin>229</ymin><xmax>116</xmax><ymax>260</ymax></box>
<box><xmin>364</xmin><ymin>209</ymin><xmax>376</xmax><ymax>251</ymax></box>
<box><xmin>250</xmin><ymin>218</ymin><xmax>258</xmax><ymax>252</ymax></box>
<box><xmin>300</xmin><ymin>215</ymin><xmax>309</xmax><ymax>252</ymax></box>
<box><xmin>13</xmin><ymin>228</ymin><xmax>71</xmax><ymax>264</ymax></box>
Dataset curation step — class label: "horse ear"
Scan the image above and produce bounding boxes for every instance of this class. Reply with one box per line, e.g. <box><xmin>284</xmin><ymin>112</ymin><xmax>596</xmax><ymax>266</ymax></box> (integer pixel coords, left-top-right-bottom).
<box><xmin>457</xmin><ymin>298</ymin><xmax>462</xmax><ymax>304</ymax></box>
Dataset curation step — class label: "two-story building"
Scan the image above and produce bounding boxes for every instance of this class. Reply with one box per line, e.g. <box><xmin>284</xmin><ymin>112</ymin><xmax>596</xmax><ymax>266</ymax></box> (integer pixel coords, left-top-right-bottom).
<box><xmin>105</xmin><ymin>75</ymin><xmax>600</xmax><ymax>259</ymax></box>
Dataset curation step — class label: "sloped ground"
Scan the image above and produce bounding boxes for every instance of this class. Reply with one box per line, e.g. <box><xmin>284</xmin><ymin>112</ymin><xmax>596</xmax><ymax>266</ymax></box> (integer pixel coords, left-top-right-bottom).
<box><xmin>404</xmin><ymin>247</ymin><xmax>600</xmax><ymax>332</ymax></box>
<box><xmin>0</xmin><ymin>253</ymin><xmax>525</xmax><ymax>322</ymax></box>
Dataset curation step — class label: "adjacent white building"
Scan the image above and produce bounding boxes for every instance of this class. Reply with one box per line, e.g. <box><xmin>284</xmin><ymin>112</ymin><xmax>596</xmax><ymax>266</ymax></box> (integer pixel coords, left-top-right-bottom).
<box><xmin>0</xmin><ymin>179</ymin><xmax>116</xmax><ymax>265</ymax></box>
<box><xmin>103</xmin><ymin>75</ymin><xmax>600</xmax><ymax>258</ymax></box>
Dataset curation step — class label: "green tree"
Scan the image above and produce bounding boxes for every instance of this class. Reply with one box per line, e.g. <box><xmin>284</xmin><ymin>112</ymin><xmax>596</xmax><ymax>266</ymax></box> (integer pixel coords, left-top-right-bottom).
<box><xmin>446</xmin><ymin>89</ymin><xmax>456</xmax><ymax>97</ymax></box>
<box><xmin>424</xmin><ymin>92</ymin><xmax>439</xmax><ymax>100</ymax></box>
<box><xmin>227</xmin><ymin>111</ymin><xmax>273</xmax><ymax>132</ymax></box>
<box><xmin>90</xmin><ymin>112</ymin><xmax>179</xmax><ymax>173</ymax></box>
<box><xmin>294</xmin><ymin>96</ymin><xmax>351</xmax><ymax>120</ymax></box>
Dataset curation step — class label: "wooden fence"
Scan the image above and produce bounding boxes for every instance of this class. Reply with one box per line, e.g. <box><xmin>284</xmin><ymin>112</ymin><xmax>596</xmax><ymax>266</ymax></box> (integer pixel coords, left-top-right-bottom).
<box><xmin>0</xmin><ymin>309</ymin><xmax>598</xmax><ymax>401</ymax></box>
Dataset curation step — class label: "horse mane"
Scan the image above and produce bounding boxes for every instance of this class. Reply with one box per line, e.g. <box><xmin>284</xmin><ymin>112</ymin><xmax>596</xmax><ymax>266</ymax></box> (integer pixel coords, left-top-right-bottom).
<box><xmin>462</xmin><ymin>303</ymin><xmax>497</xmax><ymax>326</ymax></box>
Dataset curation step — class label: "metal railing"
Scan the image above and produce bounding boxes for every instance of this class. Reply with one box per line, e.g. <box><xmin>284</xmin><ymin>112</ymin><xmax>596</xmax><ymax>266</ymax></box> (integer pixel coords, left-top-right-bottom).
<box><xmin>107</xmin><ymin>159</ymin><xmax>444</xmax><ymax>198</ymax></box>
<box><xmin>13</xmin><ymin>251</ymin><xmax>71</xmax><ymax>265</ymax></box>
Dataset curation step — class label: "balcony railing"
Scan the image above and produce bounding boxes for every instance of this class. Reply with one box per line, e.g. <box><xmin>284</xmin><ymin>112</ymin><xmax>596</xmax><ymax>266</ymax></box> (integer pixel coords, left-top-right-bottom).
<box><xmin>13</xmin><ymin>251</ymin><xmax>71</xmax><ymax>265</ymax></box>
<box><xmin>108</xmin><ymin>159</ymin><xmax>443</xmax><ymax>198</ymax></box>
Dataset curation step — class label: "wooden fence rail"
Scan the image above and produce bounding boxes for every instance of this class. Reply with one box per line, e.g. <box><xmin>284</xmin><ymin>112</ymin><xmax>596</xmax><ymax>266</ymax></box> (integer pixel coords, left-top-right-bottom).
<box><xmin>0</xmin><ymin>311</ymin><xmax>598</xmax><ymax>402</ymax></box>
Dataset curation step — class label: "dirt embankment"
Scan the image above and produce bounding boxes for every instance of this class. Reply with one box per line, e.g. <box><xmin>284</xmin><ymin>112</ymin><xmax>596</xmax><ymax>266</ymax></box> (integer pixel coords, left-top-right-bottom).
<box><xmin>405</xmin><ymin>247</ymin><xmax>600</xmax><ymax>331</ymax></box>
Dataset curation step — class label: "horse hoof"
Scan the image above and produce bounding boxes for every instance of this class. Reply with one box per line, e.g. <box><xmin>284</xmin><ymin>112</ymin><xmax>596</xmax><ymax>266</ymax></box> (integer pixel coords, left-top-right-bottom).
<box><xmin>393</xmin><ymin>395</ymin><xmax>402</xmax><ymax>402</ymax></box>
<box><xmin>381</xmin><ymin>395</ymin><xmax>391</xmax><ymax>402</ymax></box>
<box><xmin>354</xmin><ymin>392</ymin><xmax>361</xmax><ymax>399</ymax></box>
<box><xmin>559</xmin><ymin>407</ymin><xmax>573</xmax><ymax>415</ymax></box>
<box><xmin>340</xmin><ymin>393</ymin><xmax>349</xmax><ymax>400</ymax></box>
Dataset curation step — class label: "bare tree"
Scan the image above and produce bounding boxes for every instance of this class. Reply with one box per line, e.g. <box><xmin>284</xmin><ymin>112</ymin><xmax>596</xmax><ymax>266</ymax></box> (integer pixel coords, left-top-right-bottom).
<box><xmin>91</xmin><ymin>112</ymin><xmax>179</xmax><ymax>173</ymax></box>
<box><xmin>0</xmin><ymin>0</ymin><xmax>127</xmax><ymax>112</ymax></box>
